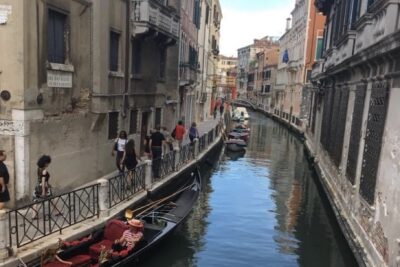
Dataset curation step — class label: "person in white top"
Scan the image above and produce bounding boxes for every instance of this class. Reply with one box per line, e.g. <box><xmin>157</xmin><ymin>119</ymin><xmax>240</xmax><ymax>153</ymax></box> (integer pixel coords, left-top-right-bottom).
<box><xmin>112</xmin><ymin>131</ymin><xmax>128</xmax><ymax>173</ymax></box>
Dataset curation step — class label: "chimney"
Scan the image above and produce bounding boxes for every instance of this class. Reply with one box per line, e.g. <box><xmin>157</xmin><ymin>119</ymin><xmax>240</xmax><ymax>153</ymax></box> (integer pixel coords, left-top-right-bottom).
<box><xmin>286</xmin><ymin>18</ymin><xmax>292</xmax><ymax>31</ymax></box>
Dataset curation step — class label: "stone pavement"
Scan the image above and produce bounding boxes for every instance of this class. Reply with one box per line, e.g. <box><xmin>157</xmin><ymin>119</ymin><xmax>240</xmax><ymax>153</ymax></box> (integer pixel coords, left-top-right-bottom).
<box><xmin>182</xmin><ymin>116</ymin><xmax>220</xmax><ymax>145</ymax></box>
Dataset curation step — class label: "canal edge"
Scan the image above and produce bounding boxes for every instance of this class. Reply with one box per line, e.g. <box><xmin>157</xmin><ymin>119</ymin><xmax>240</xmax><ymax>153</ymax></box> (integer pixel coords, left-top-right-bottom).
<box><xmin>247</xmin><ymin>105</ymin><xmax>373</xmax><ymax>267</ymax></box>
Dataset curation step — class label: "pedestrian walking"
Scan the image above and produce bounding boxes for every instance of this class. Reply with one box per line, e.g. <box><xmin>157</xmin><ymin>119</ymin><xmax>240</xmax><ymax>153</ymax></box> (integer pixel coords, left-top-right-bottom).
<box><xmin>0</xmin><ymin>150</ymin><xmax>10</xmax><ymax>209</ymax></box>
<box><xmin>172</xmin><ymin>121</ymin><xmax>186</xmax><ymax>149</ymax></box>
<box><xmin>112</xmin><ymin>131</ymin><xmax>128</xmax><ymax>173</ymax></box>
<box><xmin>188</xmin><ymin>122</ymin><xmax>200</xmax><ymax>143</ymax></box>
<box><xmin>213</xmin><ymin>106</ymin><xmax>217</xmax><ymax>119</ymax></box>
<box><xmin>34</xmin><ymin>155</ymin><xmax>53</xmax><ymax>200</ymax></box>
<box><xmin>219</xmin><ymin>104</ymin><xmax>224</xmax><ymax>117</ymax></box>
<box><xmin>150</xmin><ymin>126</ymin><xmax>165</xmax><ymax>179</ymax></box>
<box><xmin>32</xmin><ymin>155</ymin><xmax>61</xmax><ymax>219</ymax></box>
<box><xmin>121</xmin><ymin>139</ymin><xmax>140</xmax><ymax>189</ymax></box>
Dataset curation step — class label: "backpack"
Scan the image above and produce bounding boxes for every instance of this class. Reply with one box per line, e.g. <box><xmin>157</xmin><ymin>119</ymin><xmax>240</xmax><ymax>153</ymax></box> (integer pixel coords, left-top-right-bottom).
<box><xmin>171</xmin><ymin>127</ymin><xmax>177</xmax><ymax>139</ymax></box>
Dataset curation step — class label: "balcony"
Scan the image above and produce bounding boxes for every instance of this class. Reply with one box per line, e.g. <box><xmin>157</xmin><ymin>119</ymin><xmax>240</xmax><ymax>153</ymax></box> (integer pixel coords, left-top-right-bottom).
<box><xmin>179</xmin><ymin>63</ymin><xmax>198</xmax><ymax>86</ymax></box>
<box><xmin>287</xmin><ymin>60</ymin><xmax>299</xmax><ymax>72</ymax></box>
<box><xmin>132</xmin><ymin>0</ymin><xmax>179</xmax><ymax>40</ymax></box>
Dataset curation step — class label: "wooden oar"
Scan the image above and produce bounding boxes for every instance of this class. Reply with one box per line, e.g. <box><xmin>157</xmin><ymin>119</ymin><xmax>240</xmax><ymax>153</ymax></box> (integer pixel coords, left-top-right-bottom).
<box><xmin>134</xmin><ymin>183</ymin><xmax>194</xmax><ymax>218</ymax></box>
<box><xmin>125</xmin><ymin>182</ymin><xmax>195</xmax><ymax>219</ymax></box>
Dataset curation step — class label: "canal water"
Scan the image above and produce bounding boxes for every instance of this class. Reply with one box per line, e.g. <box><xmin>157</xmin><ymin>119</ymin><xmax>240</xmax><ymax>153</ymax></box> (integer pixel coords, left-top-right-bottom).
<box><xmin>141</xmin><ymin>112</ymin><xmax>358</xmax><ymax>267</ymax></box>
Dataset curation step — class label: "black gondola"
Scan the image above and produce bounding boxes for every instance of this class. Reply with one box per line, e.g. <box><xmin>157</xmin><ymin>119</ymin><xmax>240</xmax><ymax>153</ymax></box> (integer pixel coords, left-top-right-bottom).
<box><xmin>38</xmin><ymin>171</ymin><xmax>201</xmax><ymax>267</ymax></box>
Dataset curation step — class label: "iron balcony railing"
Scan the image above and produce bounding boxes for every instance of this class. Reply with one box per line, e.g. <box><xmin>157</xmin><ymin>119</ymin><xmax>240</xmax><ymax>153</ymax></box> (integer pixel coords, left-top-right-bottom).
<box><xmin>108</xmin><ymin>164</ymin><xmax>146</xmax><ymax>208</ymax></box>
<box><xmin>8</xmin><ymin>184</ymin><xmax>100</xmax><ymax>248</ymax></box>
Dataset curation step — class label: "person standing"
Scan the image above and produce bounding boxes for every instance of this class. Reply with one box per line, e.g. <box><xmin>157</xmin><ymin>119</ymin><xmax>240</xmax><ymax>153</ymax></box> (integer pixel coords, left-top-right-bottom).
<box><xmin>143</xmin><ymin>130</ymin><xmax>153</xmax><ymax>159</ymax></box>
<box><xmin>112</xmin><ymin>131</ymin><xmax>128</xmax><ymax>173</ymax></box>
<box><xmin>35</xmin><ymin>155</ymin><xmax>52</xmax><ymax>201</ymax></box>
<box><xmin>149</xmin><ymin>126</ymin><xmax>165</xmax><ymax>179</ymax></box>
<box><xmin>173</xmin><ymin>121</ymin><xmax>186</xmax><ymax>149</ymax></box>
<box><xmin>188</xmin><ymin>122</ymin><xmax>200</xmax><ymax>143</ymax></box>
<box><xmin>219</xmin><ymin>104</ymin><xmax>224</xmax><ymax>118</ymax></box>
<box><xmin>0</xmin><ymin>150</ymin><xmax>10</xmax><ymax>209</ymax></box>
<box><xmin>122</xmin><ymin>139</ymin><xmax>140</xmax><ymax>189</ymax></box>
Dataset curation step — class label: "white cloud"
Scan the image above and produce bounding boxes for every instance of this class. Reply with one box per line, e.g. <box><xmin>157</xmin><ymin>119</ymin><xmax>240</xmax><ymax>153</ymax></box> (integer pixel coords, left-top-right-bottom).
<box><xmin>219</xmin><ymin>3</ymin><xmax>295</xmax><ymax>57</ymax></box>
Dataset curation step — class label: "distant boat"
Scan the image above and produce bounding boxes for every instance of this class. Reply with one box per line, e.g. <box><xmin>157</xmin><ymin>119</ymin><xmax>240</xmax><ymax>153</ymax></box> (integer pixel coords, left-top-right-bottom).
<box><xmin>232</xmin><ymin>107</ymin><xmax>250</xmax><ymax>121</ymax></box>
<box><xmin>228</xmin><ymin>131</ymin><xmax>249</xmax><ymax>142</ymax></box>
<box><xmin>225</xmin><ymin>139</ymin><xmax>247</xmax><ymax>152</ymax></box>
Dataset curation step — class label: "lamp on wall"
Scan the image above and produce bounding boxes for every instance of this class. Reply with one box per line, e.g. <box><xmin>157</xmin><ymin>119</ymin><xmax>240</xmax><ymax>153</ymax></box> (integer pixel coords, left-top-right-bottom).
<box><xmin>0</xmin><ymin>90</ymin><xmax>10</xmax><ymax>101</ymax></box>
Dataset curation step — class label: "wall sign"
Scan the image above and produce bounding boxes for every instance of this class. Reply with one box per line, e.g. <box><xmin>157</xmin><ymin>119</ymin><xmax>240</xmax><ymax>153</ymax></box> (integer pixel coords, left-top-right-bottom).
<box><xmin>47</xmin><ymin>70</ymin><xmax>73</xmax><ymax>88</ymax></box>
<box><xmin>0</xmin><ymin>5</ymin><xmax>12</xmax><ymax>25</ymax></box>
<box><xmin>0</xmin><ymin>120</ymin><xmax>24</xmax><ymax>136</ymax></box>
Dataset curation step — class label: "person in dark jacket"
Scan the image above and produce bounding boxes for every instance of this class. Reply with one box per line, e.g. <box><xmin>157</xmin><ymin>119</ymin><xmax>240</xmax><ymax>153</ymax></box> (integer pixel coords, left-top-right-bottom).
<box><xmin>122</xmin><ymin>139</ymin><xmax>141</xmax><ymax>189</ymax></box>
<box><xmin>189</xmin><ymin>122</ymin><xmax>200</xmax><ymax>143</ymax></box>
<box><xmin>0</xmin><ymin>150</ymin><xmax>10</xmax><ymax>209</ymax></box>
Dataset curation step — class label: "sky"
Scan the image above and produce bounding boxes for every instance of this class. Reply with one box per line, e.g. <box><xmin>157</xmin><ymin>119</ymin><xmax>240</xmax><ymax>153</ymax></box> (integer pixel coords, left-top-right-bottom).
<box><xmin>219</xmin><ymin>0</ymin><xmax>296</xmax><ymax>57</ymax></box>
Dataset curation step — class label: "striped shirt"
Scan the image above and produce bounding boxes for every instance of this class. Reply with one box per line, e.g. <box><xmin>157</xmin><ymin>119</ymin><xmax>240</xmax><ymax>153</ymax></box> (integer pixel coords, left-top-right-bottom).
<box><xmin>122</xmin><ymin>230</ymin><xmax>143</xmax><ymax>249</ymax></box>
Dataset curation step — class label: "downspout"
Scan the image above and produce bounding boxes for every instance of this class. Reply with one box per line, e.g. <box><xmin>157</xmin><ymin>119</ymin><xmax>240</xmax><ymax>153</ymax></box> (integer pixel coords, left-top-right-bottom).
<box><xmin>177</xmin><ymin>0</ymin><xmax>182</xmax><ymax>122</ymax></box>
<box><xmin>123</xmin><ymin>0</ymin><xmax>131</xmax><ymax>118</ymax></box>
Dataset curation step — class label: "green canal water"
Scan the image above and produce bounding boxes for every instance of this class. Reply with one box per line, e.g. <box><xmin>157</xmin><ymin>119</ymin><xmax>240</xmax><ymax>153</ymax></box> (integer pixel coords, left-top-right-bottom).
<box><xmin>140</xmin><ymin>112</ymin><xmax>358</xmax><ymax>267</ymax></box>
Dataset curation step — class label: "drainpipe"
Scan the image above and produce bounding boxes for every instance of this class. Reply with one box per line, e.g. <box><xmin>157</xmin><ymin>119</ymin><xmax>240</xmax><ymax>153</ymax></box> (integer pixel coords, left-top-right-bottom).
<box><xmin>123</xmin><ymin>0</ymin><xmax>131</xmax><ymax>118</ymax></box>
<box><xmin>177</xmin><ymin>0</ymin><xmax>182</xmax><ymax>122</ymax></box>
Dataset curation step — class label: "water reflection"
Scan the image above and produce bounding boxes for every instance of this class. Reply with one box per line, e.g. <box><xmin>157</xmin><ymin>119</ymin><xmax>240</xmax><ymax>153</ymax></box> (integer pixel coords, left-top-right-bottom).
<box><xmin>140</xmin><ymin>112</ymin><xmax>358</xmax><ymax>267</ymax></box>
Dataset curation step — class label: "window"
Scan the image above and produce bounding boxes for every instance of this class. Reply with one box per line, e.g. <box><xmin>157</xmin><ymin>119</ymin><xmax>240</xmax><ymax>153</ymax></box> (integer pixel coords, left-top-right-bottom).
<box><xmin>306</xmin><ymin>70</ymin><xmax>312</xmax><ymax>82</ymax></box>
<box><xmin>108</xmin><ymin>112</ymin><xmax>119</xmax><ymax>140</ymax></box>
<box><xmin>265</xmin><ymin>85</ymin><xmax>271</xmax><ymax>93</ymax></box>
<box><xmin>132</xmin><ymin>39</ymin><xmax>142</xmax><ymax>75</ymax></box>
<box><xmin>316</xmin><ymin>37</ymin><xmax>324</xmax><ymax>60</ymax></box>
<box><xmin>155</xmin><ymin>108</ymin><xmax>162</xmax><ymax>127</ymax></box>
<box><xmin>205</xmin><ymin>5</ymin><xmax>210</xmax><ymax>25</ymax></box>
<box><xmin>159</xmin><ymin>48</ymin><xmax>166</xmax><ymax>79</ymax></box>
<box><xmin>129</xmin><ymin>110</ymin><xmax>138</xmax><ymax>134</ymax></box>
<box><xmin>47</xmin><ymin>9</ymin><xmax>67</xmax><ymax>63</ymax></box>
<box><xmin>110</xmin><ymin>31</ymin><xmax>120</xmax><ymax>71</ymax></box>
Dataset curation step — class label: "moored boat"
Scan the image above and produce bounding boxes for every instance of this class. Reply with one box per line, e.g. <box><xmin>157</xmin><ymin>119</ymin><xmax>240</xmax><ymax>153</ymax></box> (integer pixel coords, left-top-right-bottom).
<box><xmin>225</xmin><ymin>139</ymin><xmax>247</xmax><ymax>152</ymax></box>
<box><xmin>228</xmin><ymin>131</ymin><xmax>249</xmax><ymax>142</ymax></box>
<box><xmin>38</xmin><ymin>172</ymin><xmax>201</xmax><ymax>267</ymax></box>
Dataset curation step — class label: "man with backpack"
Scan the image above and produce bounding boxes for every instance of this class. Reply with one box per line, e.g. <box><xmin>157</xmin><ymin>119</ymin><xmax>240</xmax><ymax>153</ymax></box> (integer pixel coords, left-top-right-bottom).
<box><xmin>172</xmin><ymin>120</ymin><xmax>186</xmax><ymax>149</ymax></box>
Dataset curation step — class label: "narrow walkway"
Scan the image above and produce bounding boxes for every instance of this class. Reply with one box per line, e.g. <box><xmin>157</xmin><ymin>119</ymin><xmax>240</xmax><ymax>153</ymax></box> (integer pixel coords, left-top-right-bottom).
<box><xmin>2</xmin><ymin>115</ymin><xmax>225</xmax><ymax>267</ymax></box>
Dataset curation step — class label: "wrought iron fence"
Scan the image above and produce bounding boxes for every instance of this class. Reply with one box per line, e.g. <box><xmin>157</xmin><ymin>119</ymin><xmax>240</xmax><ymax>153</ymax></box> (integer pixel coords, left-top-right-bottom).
<box><xmin>198</xmin><ymin>134</ymin><xmax>207</xmax><ymax>153</ymax></box>
<box><xmin>152</xmin><ymin>151</ymin><xmax>175</xmax><ymax>182</ymax></box>
<box><xmin>8</xmin><ymin>184</ymin><xmax>99</xmax><ymax>248</ymax></box>
<box><xmin>108</xmin><ymin>164</ymin><xmax>146</xmax><ymax>208</ymax></box>
<box><xmin>179</xmin><ymin>143</ymin><xmax>194</xmax><ymax>166</ymax></box>
<box><xmin>207</xmin><ymin>130</ymin><xmax>214</xmax><ymax>144</ymax></box>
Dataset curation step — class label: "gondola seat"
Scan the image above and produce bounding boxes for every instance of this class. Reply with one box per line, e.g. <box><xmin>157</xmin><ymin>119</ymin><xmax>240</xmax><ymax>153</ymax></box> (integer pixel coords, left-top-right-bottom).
<box><xmin>89</xmin><ymin>220</ymin><xmax>128</xmax><ymax>260</ymax></box>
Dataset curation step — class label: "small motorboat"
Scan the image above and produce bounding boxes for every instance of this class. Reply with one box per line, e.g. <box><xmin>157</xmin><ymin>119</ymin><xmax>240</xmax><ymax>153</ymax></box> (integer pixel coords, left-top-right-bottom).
<box><xmin>225</xmin><ymin>139</ymin><xmax>247</xmax><ymax>152</ymax></box>
<box><xmin>38</xmin><ymin>172</ymin><xmax>201</xmax><ymax>267</ymax></box>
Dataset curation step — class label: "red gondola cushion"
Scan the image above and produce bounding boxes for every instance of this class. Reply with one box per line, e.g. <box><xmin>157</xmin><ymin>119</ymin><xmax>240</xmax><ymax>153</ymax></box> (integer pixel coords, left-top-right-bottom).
<box><xmin>89</xmin><ymin>220</ymin><xmax>128</xmax><ymax>260</ymax></box>
<box><xmin>43</xmin><ymin>254</ymin><xmax>91</xmax><ymax>267</ymax></box>
<box><xmin>89</xmin><ymin>239</ymin><xmax>113</xmax><ymax>259</ymax></box>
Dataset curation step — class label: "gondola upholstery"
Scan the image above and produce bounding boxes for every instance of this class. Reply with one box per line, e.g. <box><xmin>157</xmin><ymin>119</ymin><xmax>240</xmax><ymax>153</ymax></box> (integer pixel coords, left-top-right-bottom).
<box><xmin>89</xmin><ymin>220</ymin><xmax>128</xmax><ymax>260</ymax></box>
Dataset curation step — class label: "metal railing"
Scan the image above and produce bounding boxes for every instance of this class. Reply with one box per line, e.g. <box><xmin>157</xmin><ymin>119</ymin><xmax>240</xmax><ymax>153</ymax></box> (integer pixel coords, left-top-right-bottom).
<box><xmin>153</xmin><ymin>151</ymin><xmax>175</xmax><ymax>182</ymax></box>
<box><xmin>179</xmin><ymin>143</ymin><xmax>194</xmax><ymax>166</ymax></box>
<box><xmin>207</xmin><ymin>129</ymin><xmax>215</xmax><ymax>144</ymax></box>
<box><xmin>8</xmin><ymin>184</ymin><xmax>99</xmax><ymax>248</ymax></box>
<box><xmin>108</xmin><ymin>164</ymin><xmax>146</xmax><ymax>208</ymax></box>
<box><xmin>198</xmin><ymin>135</ymin><xmax>207</xmax><ymax>153</ymax></box>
